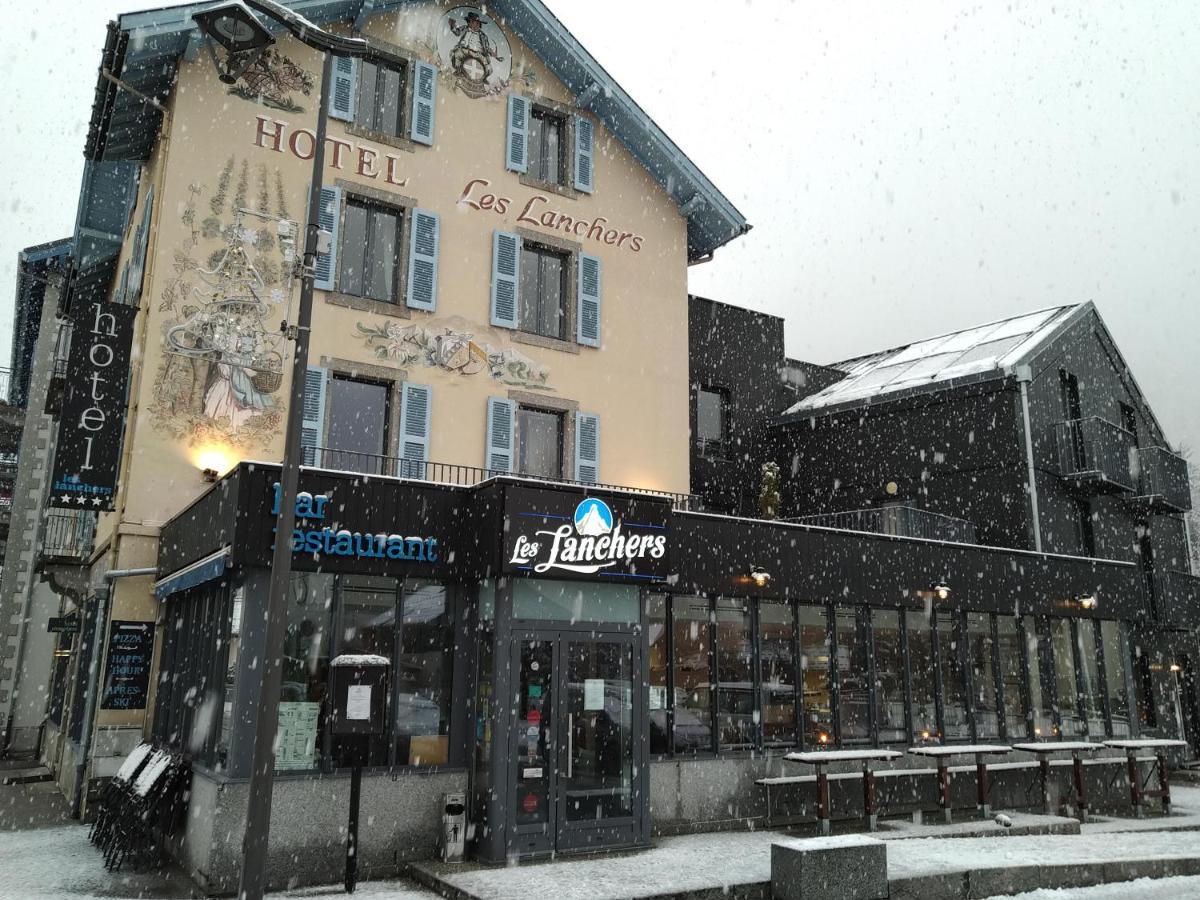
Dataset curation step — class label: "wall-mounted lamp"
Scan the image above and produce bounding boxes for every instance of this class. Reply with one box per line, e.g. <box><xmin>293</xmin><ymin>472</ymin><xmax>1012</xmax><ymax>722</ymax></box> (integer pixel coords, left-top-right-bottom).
<box><xmin>201</xmin><ymin>468</ymin><xmax>220</xmax><ymax>483</ymax></box>
<box><xmin>1077</xmin><ymin>595</ymin><xmax>1099</xmax><ymax>611</ymax></box>
<box><xmin>931</xmin><ymin>583</ymin><xmax>952</xmax><ymax>602</ymax></box>
<box><xmin>1170</xmin><ymin>663</ymin><xmax>1183</xmax><ymax>673</ymax></box>
<box><xmin>749</xmin><ymin>566</ymin><xmax>772</xmax><ymax>588</ymax></box>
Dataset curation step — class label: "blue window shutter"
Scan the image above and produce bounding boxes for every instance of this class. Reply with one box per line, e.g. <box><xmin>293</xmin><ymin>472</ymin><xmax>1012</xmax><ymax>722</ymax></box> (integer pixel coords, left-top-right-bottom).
<box><xmin>573</xmin><ymin>115</ymin><xmax>595</xmax><ymax>193</ymax></box>
<box><xmin>399</xmin><ymin>382</ymin><xmax>431</xmax><ymax>478</ymax></box>
<box><xmin>128</xmin><ymin>185</ymin><xmax>154</xmax><ymax>306</ymax></box>
<box><xmin>575</xmin><ymin>413</ymin><xmax>600</xmax><ymax>484</ymax></box>
<box><xmin>313</xmin><ymin>186</ymin><xmax>341</xmax><ymax>291</ymax></box>
<box><xmin>406</xmin><ymin>209</ymin><xmax>440</xmax><ymax>311</ymax></box>
<box><xmin>300</xmin><ymin>366</ymin><xmax>328</xmax><ymax>467</ymax></box>
<box><xmin>329</xmin><ymin>56</ymin><xmax>357</xmax><ymax>121</ymax></box>
<box><xmin>114</xmin><ymin>262</ymin><xmax>130</xmax><ymax>306</ymax></box>
<box><xmin>577</xmin><ymin>253</ymin><xmax>601</xmax><ymax>347</ymax></box>
<box><xmin>506</xmin><ymin>94</ymin><xmax>529</xmax><ymax>173</ymax></box>
<box><xmin>410</xmin><ymin>61</ymin><xmax>436</xmax><ymax>145</ymax></box>
<box><xmin>486</xmin><ymin>397</ymin><xmax>516</xmax><ymax>474</ymax></box>
<box><xmin>490</xmin><ymin>230</ymin><xmax>520</xmax><ymax>328</ymax></box>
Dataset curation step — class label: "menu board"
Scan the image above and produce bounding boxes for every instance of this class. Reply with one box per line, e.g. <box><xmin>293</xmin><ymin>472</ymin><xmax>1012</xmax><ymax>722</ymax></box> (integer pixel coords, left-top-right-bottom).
<box><xmin>100</xmin><ymin>621</ymin><xmax>155</xmax><ymax>710</ymax></box>
<box><xmin>275</xmin><ymin>702</ymin><xmax>320</xmax><ymax>770</ymax></box>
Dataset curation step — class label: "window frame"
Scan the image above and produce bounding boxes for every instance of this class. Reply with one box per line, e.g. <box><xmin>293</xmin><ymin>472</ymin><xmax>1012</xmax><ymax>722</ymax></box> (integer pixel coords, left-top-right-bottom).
<box><xmin>337</xmin><ymin>195</ymin><xmax>406</xmax><ymax>306</ymax></box>
<box><xmin>324</xmin><ymin>372</ymin><xmax>394</xmax><ymax>475</ymax></box>
<box><xmin>517</xmin><ymin>240</ymin><xmax>570</xmax><ymax>342</ymax></box>
<box><xmin>695</xmin><ymin>385</ymin><xmax>730</xmax><ymax>457</ymax></box>
<box><xmin>519</xmin><ymin>98</ymin><xmax>585</xmax><ymax>197</ymax></box>
<box><xmin>353</xmin><ymin>56</ymin><xmax>408</xmax><ymax>139</ymax></box>
<box><xmin>514</xmin><ymin>403</ymin><xmax>565</xmax><ymax>481</ymax></box>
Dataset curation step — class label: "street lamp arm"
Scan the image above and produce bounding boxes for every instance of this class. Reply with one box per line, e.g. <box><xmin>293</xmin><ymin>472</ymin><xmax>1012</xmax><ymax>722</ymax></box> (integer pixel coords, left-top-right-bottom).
<box><xmin>242</xmin><ymin>0</ymin><xmax>370</xmax><ymax>56</ymax></box>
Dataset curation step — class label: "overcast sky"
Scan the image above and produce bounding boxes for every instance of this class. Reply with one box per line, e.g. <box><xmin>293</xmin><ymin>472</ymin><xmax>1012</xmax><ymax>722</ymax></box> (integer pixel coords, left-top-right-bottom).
<box><xmin>1</xmin><ymin>1</ymin><xmax>1197</xmax><ymax>451</ymax></box>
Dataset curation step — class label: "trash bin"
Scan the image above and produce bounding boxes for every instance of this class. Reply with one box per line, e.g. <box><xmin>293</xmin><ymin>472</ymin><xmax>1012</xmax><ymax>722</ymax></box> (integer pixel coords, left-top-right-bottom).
<box><xmin>442</xmin><ymin>792</ymin><xmax>467</xmax><ymax>862</ymax></box>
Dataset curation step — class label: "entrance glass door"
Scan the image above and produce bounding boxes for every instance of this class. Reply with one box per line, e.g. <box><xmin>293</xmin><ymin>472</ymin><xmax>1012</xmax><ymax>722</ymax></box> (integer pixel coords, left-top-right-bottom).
<box><xmin>509</xmin><ymin>630</ymin><xmax>642</xmax><ymax>856</ymax></box>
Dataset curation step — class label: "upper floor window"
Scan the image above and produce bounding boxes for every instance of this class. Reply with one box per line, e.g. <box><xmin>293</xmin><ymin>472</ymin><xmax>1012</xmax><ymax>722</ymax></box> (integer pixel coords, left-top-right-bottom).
<box><xmin>696</xmin><ymin>386</ymin><xmax>728</xmax><ymax>451</ymax></box>
<box><xmin>326</xmin><ymin>374</ymin><xmax>390</xmax><ymax>473</ymax></box>
<box><xmin>516</xmin><ymin>405</ymin><xmax>564</xmax><ymax>480</ymax></box>
<box><xmin>519</xmin><ymin>244</ymin><xmax>567</xmax><ymax>340</ymax></box>
<box><xmin>340</xmin><ymin>198</ymin><xmax>403</xmax><ymax>303</ymax></box>
<box><xmin>528</xmin><ymin>107</ymin><xmax>565</xmax><ymax>186</ymax></box>
<box><xmin>355</xmin><ymin>59</ymin><xmax>406</xmax><ymax>138</ymax></box>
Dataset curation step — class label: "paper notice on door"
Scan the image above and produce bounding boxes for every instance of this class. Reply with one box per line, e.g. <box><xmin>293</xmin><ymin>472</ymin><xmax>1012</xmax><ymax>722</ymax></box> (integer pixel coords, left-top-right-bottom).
<box><xmin>346</xmin><ymin>684</ymin><xmax>372</xmax><ymax>721</ymax></box>
<box><xmin>584</xmin><ymin>679</ymin><xmax>605</xmax><ymax>711</ymax></box>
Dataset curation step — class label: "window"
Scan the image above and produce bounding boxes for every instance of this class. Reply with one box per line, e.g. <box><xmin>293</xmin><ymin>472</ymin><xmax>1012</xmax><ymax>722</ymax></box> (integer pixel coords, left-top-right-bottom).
<box><xmin>872</xmin><ymin>610</ymin><xmax>906</xmax><ymax>743</ymax></box>
<box><xmin>966</xmin><ymin>613</ymin><xmax>1000</xmax><ymax>740</ymax></box>
<box><xmin>1075</xmin><ymin>500</ymin><xmax>1096</xmax><ymax>558</ymax></box>
<box><xmin>1135</xmin><ymin>648</ymin><xmax>1158</xmax><ymax>730</ymax></box>
<box><xmin>672</xmin><ymin>597</ymin><xmax>713</xmax><ymax>753</ymax></box>
<box><xmin>715</xmin><ymin>598</ymin><xmax>754</xmax><ymax>748</ymax></box>
<box><xmin>799</xmin><ymin>605</ymin><xmax>832</xmax><ymax>747</ymax></box>
<box><xmin>516</xmin><ymin>406</ymin><xmax>563</xmax><ymax>479</ymax></box>
<box><xmin>325</xmin><ymin>376</ymin><xmax>390</xmax><ymax>474</ymax></box>
<box><xmin>1050</xmin><ymin>618</ymin><xmax>1083</xmax><ymax>737</ymax></box>
<box><xmin>1076</xmin><ymin>620</ymin><xmax>1104</xmax><ymax>735</ymax></box>
<box><xmin>1025</xmin><ymin>617</ymin><xmax>1056</xmax><ymax>738</ymax></box>
<box><xmin>518</xmin><ymin>244</ymin><xmax>567</xmax><ymax>339</ymax></box>
<box><xmin>908</xmin><ymin>609</ymin><xmax>937</xmax><ymax>741</ymax></box>
<box><xmin>696</xmin><ymin>387</ymin><xmax>728</xmax><ymax>452</ymax></box>
<box><xmin>836</xmin><ymin>608</ymin><xmax>870</xmax><ymax>743</ymax></box>
<box><xmin>997</xmin><ymin>616</ymin><xmax>1025</xmax><ymax>738</ymax></box>
<box><xmin>938</xmin><ymin>612</ymin><xmax>970</xmax><ymax>740</ymax></box>
<box><xmin>647</xmin><ymin>595</ymin><xmax>670</xmax><ymax>754</ymax></box>
<box><xmin>334</xmin><ymin>575</ymin><xmax>397</xmax><ymax>766</ymax></box>
<box><xmin>1101</xmin><ymin>620</ymin><xmax>1133</xmax><ymax>737</ymax></box>
<box><xmin>395</xmin><ymin>580</ymin><xmax>454</xmax><ymax>766</ymax></box>
<box><xmin>528</xmin><ymin>107</ymin><xmax>565</xmax><ymax>185</ymax></box>
<box><xmin>354</xmin><ymin>59</ymin><xmax>406</xmax><ymax>137</ymax></box>
<box><xmin>339</xmin><ymin>198</ymin><xmax>402</xmax><ymax>303</ymax></box>
<box><xmin>760</xmin><ymin>600</ymin><xmax>798</xmax><ymax>745</ymax></box>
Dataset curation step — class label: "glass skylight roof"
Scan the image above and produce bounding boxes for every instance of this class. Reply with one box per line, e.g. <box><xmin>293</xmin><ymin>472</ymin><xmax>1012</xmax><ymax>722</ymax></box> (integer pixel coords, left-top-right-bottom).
<box><xmin>785</xmin><ymin>305</ymin><xmax>1077</xmax><ymax>415</ymax></box>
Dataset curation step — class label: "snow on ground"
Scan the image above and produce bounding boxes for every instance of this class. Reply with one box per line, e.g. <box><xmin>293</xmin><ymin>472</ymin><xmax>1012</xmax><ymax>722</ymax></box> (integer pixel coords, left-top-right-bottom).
<box><xmin>982</xmin><ymin>875</ymin><xmax>1200</xmax><ymax>899</ymax></box>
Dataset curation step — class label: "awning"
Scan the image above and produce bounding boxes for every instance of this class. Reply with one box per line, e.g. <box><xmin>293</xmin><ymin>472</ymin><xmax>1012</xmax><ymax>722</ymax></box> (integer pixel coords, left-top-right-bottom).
<box><xmin>154</xmin><ymin>548</ymin><xmax>231</xmax><ymax>600</ymax></box>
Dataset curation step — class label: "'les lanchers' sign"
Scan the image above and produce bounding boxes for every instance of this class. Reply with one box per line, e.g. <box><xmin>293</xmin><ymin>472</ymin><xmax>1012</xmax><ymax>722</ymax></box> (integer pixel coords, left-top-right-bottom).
<box><xmin>50</xmin><ymin>301</ymin><xmax>138</xmax><ymax>510</ymax></box>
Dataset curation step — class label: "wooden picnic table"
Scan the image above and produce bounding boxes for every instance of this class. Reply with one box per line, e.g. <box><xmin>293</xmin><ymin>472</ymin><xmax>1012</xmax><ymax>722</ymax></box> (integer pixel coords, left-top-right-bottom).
<box><xmin>1012</xmin><ymin>741</ymin><xmax>1105</xmax><ymax>821</ymax></box>
<box><xmin>1104</xmin><ymin>738</ymin><xmax>1189</xmax><ymax>817</ymax></box>
<box><xmin>783</xmin><ymin>749</ymin><xmax>904</xmax><ymax>834</ymax></box>
<box><xmin>906</xmin><ymin>744</ymin><xmax>1012</xmax><ymax>821</ymax></box>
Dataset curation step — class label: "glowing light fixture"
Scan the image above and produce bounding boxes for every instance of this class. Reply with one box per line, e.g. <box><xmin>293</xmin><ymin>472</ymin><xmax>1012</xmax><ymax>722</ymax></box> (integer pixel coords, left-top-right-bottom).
<box><xmin>931</xmin><ymin>583</ymin><xmax>951</xmax><ymax>602</ymax></box>
<box><xmin>1077</xmin><ymin>595</ymin><xmax>1099</xmax><ymax>610</ymax></box>
<box><xmin>749</xmin><ymin>566</ymin><xmax>772</xmax><ymax>588</ymax></box>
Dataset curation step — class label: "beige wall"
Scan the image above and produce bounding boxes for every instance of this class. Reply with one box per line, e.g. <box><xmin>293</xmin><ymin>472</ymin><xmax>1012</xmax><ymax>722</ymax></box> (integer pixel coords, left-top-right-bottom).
<box><xmin>113</xmin><ymin>2</ymin><xmax>691</xmax><ymax>543</ymax></box>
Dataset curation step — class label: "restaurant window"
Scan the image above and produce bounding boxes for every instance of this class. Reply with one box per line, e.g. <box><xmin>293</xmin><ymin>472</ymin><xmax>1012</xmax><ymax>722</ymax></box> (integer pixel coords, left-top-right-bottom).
<box><xmin>798</xmin><ymin>604</ymin><xmax>832</xmax><ymax>747</ymax></box>
<box><xmin>872</xmin><ymin>609</ymin><xmax>907</xmax><ymax>743</ymax></box>
<box><xmin>715</xmin><ymin>598</ymin><xmax>754</xmax><ymax>748</ymax></box>
<box><xmin>518</xmin><ymin>243</ymin><xmax>567</xmax><ymax>340</ymax></box>
<box><xmin>966</xmin><ymin>613</ymin><xmax>1000</xmax><ymax>740</ymax></box>
<box><xmin>938</xmin><ymin>612</ymin><xmax>970</xmax><ymax>740</ymax></box>
<box><xmin>1050</xmin><ymin>618</ymin><xmax>1083</xmax><ymax>737</ymax></box>
<box><xmin>836</xmin><ymin>608</ymin><xmax>870</xmax><ymax>744</ymax></box>
<box><xmin>354</xmin><ymin>59</ymin><xmax>406</xmax><ymax>137</ymax></box>
<box><xmin>647</xmin><ymin>595</ymin><xmax>670</xmax><ymax>754</ymax></box>
<box><xmin>671</xmin><ymin>596</ymin><xmax>713</xmax><ymax>753</ymax></box>
<box><xmin>339</xmin><ymin>197</ymin><xmax>403</xmax><ymax>303</ymax></box>
<box><xmin>1101</xmin><ymin>620</ymin><xmax>1133</xmax><ymax>737</ymax></box>
<box><xmin>760</xmin><ymin>599</ymin><xmax>798</xmax><ymax>746</ymax></box>
<box><xmin>1135</xmin><ymin>648</ymin><xmax>1158</xmax><ymax>730</ymax></box>
<box><xmin>528</xmin><ymin>106</ymin><xmax>566</xmax><ymax>186</ymax></box>
<box><xmin>1024</xmin><ymin>617</ymin><xmax>1056</xmax><ymax>738</ymax></box>
<box><xmin>1075</xmin><ymin>620</ymin><xmax>1105</xmax><ymax>736</ymax></box>
<box><xmin>395</xmin><ymin>580</ymin><xmax>454</xmax><ymax>766</ymax></box>
<box><xmin>276</xmin><ymin>573</ymin><xmax>334</xmax><ymax>773</ymax></box>
<box><xmin>696</xmin><ymin>387</ymin><xmax>728</xmax><ymax>454</ymax></box>
<box><xmin>216</xmin><ymin>587</ymin><xmax>243</xmax><ymax>770</ymax></box>
<box><xmin>908</xmin><ymin>608</ymin><xmax>937</xmax><ymax>741</ymax></box>
<box><xmin>325</xmin><ymin>375</ymin><xmax>390</xmax><ymax>474</ymax></box>
<box><xmin>997</xmin><ymin>616</ymin><xmax>1026</xmax><ymax>738</ymax></box>
<box><xmin>516</xmin><ymin>405</ymin><xmax>563</xmax><ymax>480</ymax></box>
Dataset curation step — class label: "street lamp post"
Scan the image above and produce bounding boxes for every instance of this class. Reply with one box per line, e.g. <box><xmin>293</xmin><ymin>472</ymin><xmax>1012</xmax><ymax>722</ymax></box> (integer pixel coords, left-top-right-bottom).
<box><xmin>191</xmin><ymin>4</ymin><xmax>370</xmax><ymax>898</ymax></box>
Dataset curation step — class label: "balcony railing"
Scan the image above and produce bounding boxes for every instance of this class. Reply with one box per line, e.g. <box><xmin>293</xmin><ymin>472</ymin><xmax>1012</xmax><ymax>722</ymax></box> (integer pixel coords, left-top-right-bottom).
<box><xmin>305</xmin><ymin>447</ymin><xmax>700</xmax><ymax>510</ymax></box>
<box><xmin>787</xmin><ymin>505</ymin><xmax>978</xmax><ymax>544</ymax></box>
<box><xmin>40</xmin><ymin>511</ymin><xmax>97</xmax><ymax>562</ymax></box>
<box><xmin>1131</xmin><ymin>445</ymin><xmax>1192</xmax><ymax>513</ymax></box>
<box><xmin>1050</xmin><ymin>417</ymin><xmax>1136</xmax><ymax>493</ymax></box>
<box><xmin>1152</xmin><ymin>570</ymin><xmax>1200</xmax><ymax>625</ymax></box>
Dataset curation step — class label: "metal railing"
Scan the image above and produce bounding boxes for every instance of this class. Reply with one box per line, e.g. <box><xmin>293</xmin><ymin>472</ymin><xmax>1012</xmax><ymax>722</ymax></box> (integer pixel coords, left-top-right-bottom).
<box><xmin>305</xmin><ymin>446</ymin><xmax>700</xmax><ymax>510</ymax></box>
<box><xmin>41</xmin><ymin>511</ymin><xmax>97</xmax><ymax>561</ymax></box>
<box><xmin>787</xmin><ymin>505</ymin><xmax>977</xmax><ymax>544</ymax></box>
<box><xmin>1051</xmin><ymin>417</ymin><xmax>1136</xmax><ymax>491</ymax></box>
<box><xmin>1133</xmin><ymin>445</ymin><xmax>1192</xmax><ymax>512</ymax></box>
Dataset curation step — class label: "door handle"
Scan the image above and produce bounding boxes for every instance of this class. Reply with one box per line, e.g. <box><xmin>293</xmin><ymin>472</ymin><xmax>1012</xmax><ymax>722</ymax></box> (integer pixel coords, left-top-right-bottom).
<box><xmin>567</xmin><ymin>712</ymin><xmax>573</xmax><ymax>779</ymax></box>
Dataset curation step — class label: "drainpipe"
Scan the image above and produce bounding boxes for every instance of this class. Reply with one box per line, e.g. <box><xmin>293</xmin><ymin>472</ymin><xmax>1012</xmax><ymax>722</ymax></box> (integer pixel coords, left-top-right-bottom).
<box><xmin>1015</xmin><ymin>365</ymin><xmax>1043</xmax><ymax>553</ymax></box>
<box><xmin>70</xmin><ymin>567</ymin><xmax>157</xmax><ymax>819</ymax></box>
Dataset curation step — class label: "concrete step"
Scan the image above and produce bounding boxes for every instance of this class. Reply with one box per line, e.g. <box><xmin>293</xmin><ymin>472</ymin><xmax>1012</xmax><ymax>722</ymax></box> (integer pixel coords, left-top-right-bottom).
<box><xmin>0</xmin><ymin>766</ymin><xmax>52</xmax><ymax>786</ymax></box>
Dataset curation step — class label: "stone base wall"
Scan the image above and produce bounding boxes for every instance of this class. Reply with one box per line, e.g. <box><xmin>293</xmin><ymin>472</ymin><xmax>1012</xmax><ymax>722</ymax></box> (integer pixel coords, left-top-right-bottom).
<box><xmin>178</xmin><ymin>767</ymin><xmax>467</xmax><ymax>895</ymax></box>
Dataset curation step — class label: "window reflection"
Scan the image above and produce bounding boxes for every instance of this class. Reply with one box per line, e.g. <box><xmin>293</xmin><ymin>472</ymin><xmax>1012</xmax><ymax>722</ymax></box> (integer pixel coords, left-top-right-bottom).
<box><xmin>716</xmin><ymin>598</ymin><xmax>754</xmax><ymax>747</ymax></box>
<box><xmin>872</xmin><ymin>610</ymin><xmax>906</xmax><ymax>743</ymax></box>
<box><xmin>836</xmin><ymin>608</ymin><xmax>870</xmax><ymax>743</ymax></box>
<box><xmin>672</xmin><ymin>597</ymin><xmax>713</xmax><ymax>753</ymax></box>
<box><xmin>1102</xmin><ymin>620</ymin><xmax>1132</xmax><ymax>737</ymax></box>
<box><xmin>938</xmin><ymin>612</ymin><xmax>969</xmax><ymax>740</ymax></box>
<box><xmin>647</xmin><ymin>595</ymin><xmax>670</xmax><ymax>754</ymax></box>
<box><xmin>1051</xmin><ymin>618</ymin><xmax>1083</xmax><ymax>737</ymax></box>
<box><xmin>908</xmin><ymin>609</ymin><xmax>937</xmax><ymax>742</ymax></box>
<box><xmin>396</xmin><ymin>580</ymin><xmax>454</xmax><ymax>766</ymax></box>
<box><xmin>799</xmin><ymin>605</ymin><xmax>832</xmax><ymax>747</ymax></box>
<box><xmin>1025</xmin><ymin>617</ymin><xmax>1056</xmax><ymax>738</ymax></box>
<box><xmin>966</xmin><ymin>613</ymin><xmax>999</xmax><ymax>740</ymax></box>
<box><xmin>1075</xmin><ymin>620</ymin><xmax>1104</xmax><ymax>736</ymax></box>
<box><xmin>997</xmin><ymin>616</ymin><xmax>1025</xmax><ymax>739</ymax></box>
<box><xmin>760</xmin><ymin>600</ymin><xmax>797</xmax><ymax>745</ymax></box>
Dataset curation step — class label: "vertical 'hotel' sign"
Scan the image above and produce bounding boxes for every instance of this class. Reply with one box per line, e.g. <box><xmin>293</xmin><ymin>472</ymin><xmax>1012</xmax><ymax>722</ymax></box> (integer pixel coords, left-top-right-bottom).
<box><xmin>49</xmin><ymin>301</ymin><xmax>138</xmax><ymax>510</ymax></box>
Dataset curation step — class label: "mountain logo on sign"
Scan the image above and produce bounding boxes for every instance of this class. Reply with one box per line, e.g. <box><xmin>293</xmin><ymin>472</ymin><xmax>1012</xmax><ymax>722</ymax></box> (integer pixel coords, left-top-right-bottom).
<box><xmin>573</xmin><ymin>498</ymin><xmax>613</xmax><ymax>536</ymax></box>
